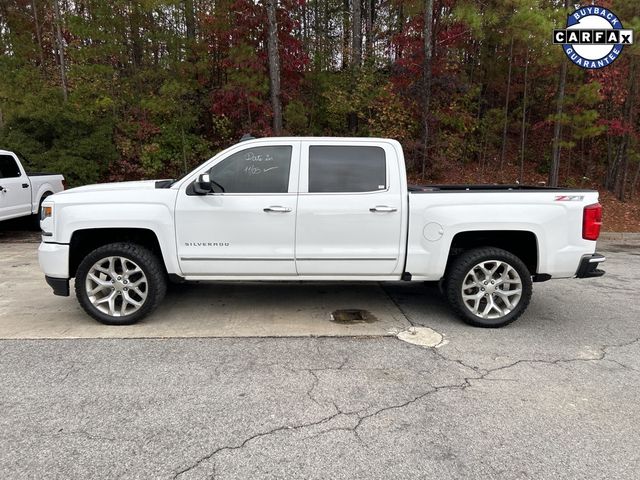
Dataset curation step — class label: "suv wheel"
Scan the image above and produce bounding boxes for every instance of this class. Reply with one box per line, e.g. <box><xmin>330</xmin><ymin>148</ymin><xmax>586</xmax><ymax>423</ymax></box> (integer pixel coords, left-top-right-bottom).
<box><xmin>75</xmin><ymin>243</ymin><xmax>167</xmax><ymax>325</ymax></box>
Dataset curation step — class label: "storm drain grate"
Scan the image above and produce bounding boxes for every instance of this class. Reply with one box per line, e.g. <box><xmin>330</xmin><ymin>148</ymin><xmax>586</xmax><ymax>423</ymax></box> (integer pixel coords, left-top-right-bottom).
<box><xmin>330</xmin><ymin>309</ymin><xmax>377</xmax><ymax>324</ymax></box>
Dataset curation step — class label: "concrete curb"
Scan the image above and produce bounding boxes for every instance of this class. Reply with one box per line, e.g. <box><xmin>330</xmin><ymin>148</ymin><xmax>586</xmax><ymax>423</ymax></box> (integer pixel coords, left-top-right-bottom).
<box><xmin>599</xmin><ymin>232</ymin><xmax>640</xmax><ymax>243</ymax></box>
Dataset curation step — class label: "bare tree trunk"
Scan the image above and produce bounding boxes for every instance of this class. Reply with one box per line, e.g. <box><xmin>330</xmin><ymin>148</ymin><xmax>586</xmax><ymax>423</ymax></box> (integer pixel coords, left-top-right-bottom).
<box><xmin>53</xmin><ymin>0</ymin><xmax>68</xmax><ymax>101</ymax></box>
<box><xmin>148</xmin><ymin>10</ymin><xmax>160</xmax><ymax>66</ymax></box>
<box><xmin>549</xmin><ymin>1</ymin><xmax>570</xmax><ymax>187</ymax></box>
<box><xmin>421</xmin><ymin>0</ymin><xmax>434</xmax><ymax>178</ymax></box>
<box><xmin>615</xmin><ymin>138</ymin><xmax>629</xmax><ymax>200</ymax></box>
<box><xmin>31</xmin><ymin>0</ymin><xmax>45</xmax><ymax>67</ymax></box>
<box><xmin>549</xmin><ymin>56</ymin><xmax>567</xmax><ymax>186</ymax></box>
<box><xmin>181</xmin><ymin>125</ymin><xmax>188</xmax><ymax>174</ymax></box>
<box><xmin>631</xmin><ymin>158</ymin><xmax>640</xmax><ymax>198</ymax></box>
<box><xmin>302</xmin><ymin>0</ymin><xmax>308</xmax><ymax>57</ymax></box>
<box><xmin>246</xmin><ymin>96</ymin><xmax>252</xmax><ymax>129</ymax></box>
<box><xmin>184</xmin><ymin>0</ymin><xmax>196</xmax><ymax>40</ymax></box>
<box><xmin>615</xmin><ymin>55</ymin><xmax>637</xmax><ymax>201</ymax></box>
<box><xmin>313</xmin><ymin>0</ymin><xmax>321</xmax><ymax>70</ymax></box>
<box><xmin>342</xmin><ymin>0</ymin><xmax>350</xmax><ymax>70</ymax></box>
<box><xmin>499</xmin><ymin>37</ymin><xmax>514</xmax><ymax>170</ymax></box>
<box><xmin>352</xmin><ymin>0</ymin><xmax>361</xmax><ymax>65</ymax></box>
<box><xmin>480</xmin><ymin>125</ymin><xmax>489</xmax><ymax>178</ymax></box>
<box><xmin>347</xmin><ymin>0</ymin><xmax>362</xmax><ymax>133</ymax></box>
<box><xmin>605</xmin><ymin>119</ymin><xmax>614</xmax><ymax>189</ymax></box>
<box><xmin>323</xmin><ymin>0</ymin><xmax>329</xmax><ymax>71</ymax></box>
<box><xmin>519</xmin><ymin>47</ymin><xmax>529</xmax><ymax>184</ymax></box>
<box><xmin>265</xmin><ymin>0</ymin><xmax>282</xmax><ymax>134</ymax></box>
<box><xmin>130</xmin><ymin>3</ymin><xmax>143</xmax><ymax>70</ymax></box>
<box><xmin>364</xmin><ymin>0</ymin><xmax>373</xmax><ymax>60</ymax></box>
<box><xmin>608</xmin><ymin>142</ymin><xmax>622</xmax><ymax>191</ymax></box>
<box><xmin>396</xmin><ymin>3</ymin><xmax>404</xmax><ymax>60</ymax></box>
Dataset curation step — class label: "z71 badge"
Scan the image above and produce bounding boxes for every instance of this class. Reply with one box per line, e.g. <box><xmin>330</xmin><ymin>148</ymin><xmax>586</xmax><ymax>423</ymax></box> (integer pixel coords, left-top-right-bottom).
<box><xmin>554</xmin><ymin>195</ymin><xmax>585</xmax><ymax>202</ymax></box>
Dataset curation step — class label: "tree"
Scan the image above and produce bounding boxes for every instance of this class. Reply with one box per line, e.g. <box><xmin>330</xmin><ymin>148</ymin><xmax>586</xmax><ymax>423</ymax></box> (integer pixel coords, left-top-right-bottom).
<box><xmin>499</xmin><ymin>36</ymin><xmax>514</xmax><ymax>169</ymax></box>
<box><xmin>519</xmin><ymin>47</ymin><xmax>529</xmax><ymax>183</ymax></box>
<box><xmin>549</xmin><ymin>0</ymin><xmax>571</xmax><ymax>187</ymax></box>
<box><xmin>352</xmin><ymin>0</ymin><xmax>362</xmax><ymax>67</ymax></box>
<box><xmin>0</xmin><ymin>0</ymin><xmax>636</xmax><ymax>208</ymax></box>
<box><xmin>265</xmin><ymin>0</ymin><xmax>283</xmax><ymax>134</ymax></box>
<box><xmin>53</xmin><ymin>0</ymin><xmax>68</xmax><ymax>101</ymax></box>
<box><xmin>615</xmin><ymin>55</ymin><xmax>638</xmax><ymax>200</ymax></box>
<box><xmin>420</xmin><ymin>0</ymin><xmax>434</xmax><ymax>178</ymax></box>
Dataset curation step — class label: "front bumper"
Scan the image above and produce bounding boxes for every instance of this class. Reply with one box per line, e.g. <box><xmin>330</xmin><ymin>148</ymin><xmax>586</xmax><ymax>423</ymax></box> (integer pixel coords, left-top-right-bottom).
<box><xmin>38</xmin><ymin>242</ymin><xmax>70</xmax><ymax>296</ymax></box>
<box><xmin>575</xmin><ymin>253</ymin><xmax>606</xmax><ymax>278</ymax></box>
<box><xmin>46</xmin><ymin>276</ymin><xmax>70</xmax><ymax>296</ymax></box>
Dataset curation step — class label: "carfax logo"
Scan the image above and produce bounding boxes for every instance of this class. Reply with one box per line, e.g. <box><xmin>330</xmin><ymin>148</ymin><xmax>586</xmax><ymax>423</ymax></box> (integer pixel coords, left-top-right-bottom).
<box><xmin>553</xmin><ymin>5</ymin><xmax>634</xmax><ymax>69</ymax></box>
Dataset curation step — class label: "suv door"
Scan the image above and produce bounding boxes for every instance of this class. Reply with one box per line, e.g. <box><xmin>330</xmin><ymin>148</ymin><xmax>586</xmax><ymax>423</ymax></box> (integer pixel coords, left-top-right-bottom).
<box><xmin>295</xmin><ymin>141</ymin><xmax>403</xmax><ymax>276</ymax></box>
<box><xmin>175</xmin><ymin>142</ymin><xmax>300</xmax><ymax>276</ymax></box>
<box><xmin>0</xmin><ymin>154</ymin><xmax>31</xmax><ymax>221</ymax></box>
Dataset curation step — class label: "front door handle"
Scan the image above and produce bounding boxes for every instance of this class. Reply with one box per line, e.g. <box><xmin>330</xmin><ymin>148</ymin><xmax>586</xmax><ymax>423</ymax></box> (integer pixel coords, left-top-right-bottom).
<box><xmin>264</xmin><ymin>206</ymin><xmax>292</xmax><ymax>213</ymax></box>
<box><xmin>370</xmin><ymin>206</ymin><xmax>397</xmax><ymax>213</ymax></box>
<box><xmin>22</xmin><ymin>183</ymin><xmax>29</xmax><ymax>188</ymax></box>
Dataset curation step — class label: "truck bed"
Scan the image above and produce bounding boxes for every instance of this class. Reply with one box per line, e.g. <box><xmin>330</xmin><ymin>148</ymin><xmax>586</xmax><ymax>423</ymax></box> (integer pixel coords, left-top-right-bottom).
<box><xmin>408</xmin><ymin>184</ymin><xmax>593</xmax><ymax>193</ymax></box>
<box><xmin>27</xmin><ymin>172</ymin><xmax>63</xmax><ymax>177</ymax></box>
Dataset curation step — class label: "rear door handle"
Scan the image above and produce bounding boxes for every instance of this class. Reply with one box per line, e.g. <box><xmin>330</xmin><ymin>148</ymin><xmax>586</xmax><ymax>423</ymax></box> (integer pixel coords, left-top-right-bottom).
<box><xmin>264</xmin><ymin>206</ymin><xmax>292</xmax><ymax>213</ymax></box>
<box><xmin>370</xmin><ymin>206</ymin><xmax>397</xmax><ymax>213</ymax></box>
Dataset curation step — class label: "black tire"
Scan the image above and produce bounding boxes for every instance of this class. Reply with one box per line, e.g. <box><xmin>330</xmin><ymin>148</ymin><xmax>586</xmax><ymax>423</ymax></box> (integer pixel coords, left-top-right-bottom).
<box><xmin>75</xmin><ymin>242</ymin><xmax>167</xmax><ymax>325</ymax></box>
<box><xmin>32</xmin><ymin>192</ymin><xmax>52</xmax><ymax>229</ymax></box>
<box><xmin>445</xmin><ymin>247</ymin><xmax>533</xmax><ymax>328</ymax></box>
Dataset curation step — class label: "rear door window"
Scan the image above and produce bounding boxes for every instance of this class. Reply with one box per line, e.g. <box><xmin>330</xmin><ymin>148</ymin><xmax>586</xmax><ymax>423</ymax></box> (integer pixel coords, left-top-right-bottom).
<box><xmin>308</xmin><ymin>146</ymin><xmax>386</xmax><ymax>193</ymax></box>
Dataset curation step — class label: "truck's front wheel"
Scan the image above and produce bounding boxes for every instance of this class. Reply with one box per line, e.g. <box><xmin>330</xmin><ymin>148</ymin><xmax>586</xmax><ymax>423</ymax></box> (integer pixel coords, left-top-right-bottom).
<box><xmin>445</xmin><ymin>247</ymin><xmax>532</xmax><ymax>328</ymax></box>
<box><xmin>75</xmin><ymin>243</ymin><xmax>167</xmax><ymax>325</ymax></box>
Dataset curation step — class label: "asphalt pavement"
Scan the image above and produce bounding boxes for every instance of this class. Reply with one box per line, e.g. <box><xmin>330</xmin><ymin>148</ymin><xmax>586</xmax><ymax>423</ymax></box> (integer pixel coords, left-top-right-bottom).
<box><xmin>0</xmin><ymin>229</ymin><xmax>639</xmax><ymax>479</ymax></box>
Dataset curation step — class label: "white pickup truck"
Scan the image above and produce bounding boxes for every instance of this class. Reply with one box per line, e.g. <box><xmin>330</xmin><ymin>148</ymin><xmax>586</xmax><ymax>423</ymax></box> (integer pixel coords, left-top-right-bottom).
<box><xmin>0</xmin><ymin>149</ymin><xmax>65</xmax><ymax>223</ymax></box>
<box><xmin>38</xmin><ymin>137</ymin><xmax>605</xmax><ymax>327</ymax></box>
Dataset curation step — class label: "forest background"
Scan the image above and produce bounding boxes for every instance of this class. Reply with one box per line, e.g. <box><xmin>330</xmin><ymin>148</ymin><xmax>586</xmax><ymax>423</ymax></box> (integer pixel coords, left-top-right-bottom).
<box><xmin>1</xmin><ymin>0</ymin><xmax>639</xmax><ymax>230</ymax></box>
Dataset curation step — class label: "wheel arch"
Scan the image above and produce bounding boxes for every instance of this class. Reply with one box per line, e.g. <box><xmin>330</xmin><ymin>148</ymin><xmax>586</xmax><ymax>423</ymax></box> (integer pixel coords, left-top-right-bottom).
<box><xmin>69</xmin><ymin>228</ymin><xmax>166</xmax><ymax>278</ymax></box>
<box><xmin>446</xmin><ymin>230</ymin><xmax>539</xmax><ymax>275</ymax></box>
<box><xmin>33</xmin><ymin>189</ymin><xmax>54</xmax><ymax>214</ymax></box>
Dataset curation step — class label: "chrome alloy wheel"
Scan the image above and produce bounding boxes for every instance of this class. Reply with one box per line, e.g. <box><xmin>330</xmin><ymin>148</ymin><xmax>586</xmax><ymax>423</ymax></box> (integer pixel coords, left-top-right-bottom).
<box><xmin>85</xmin><ymin>256</ymin><xmax>148</xmax><ymax>317</ymax></box>
<box><xmin>461</xmin><ymin>260</ymin><xmax>523</xmax><ymax>319</ymax></box>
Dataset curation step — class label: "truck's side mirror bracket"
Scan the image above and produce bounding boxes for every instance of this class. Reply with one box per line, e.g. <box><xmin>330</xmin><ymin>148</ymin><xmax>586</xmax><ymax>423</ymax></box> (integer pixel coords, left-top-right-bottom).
<box><xmin>189</xmin><ymin>173</ymin><xmax>225</xmax><ymax>195</ymax></box>
<box><xmin>192</xmin><ymin>173</ymin><xmax>212</xmax><ymax>195</ymax></box>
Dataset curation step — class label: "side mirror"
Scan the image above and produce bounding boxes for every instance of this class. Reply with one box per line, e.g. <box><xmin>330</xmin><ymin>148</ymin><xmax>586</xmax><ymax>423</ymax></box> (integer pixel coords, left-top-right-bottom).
<box><xmin>193</xmin><ymin>173</ymin><xmax>212</xmax><ymax>195</ymax></box>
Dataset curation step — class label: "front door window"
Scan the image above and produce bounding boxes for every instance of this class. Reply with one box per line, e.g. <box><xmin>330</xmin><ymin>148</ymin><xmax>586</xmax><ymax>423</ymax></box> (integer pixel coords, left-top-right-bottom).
<box><xmin>208</xmin><ymin>146</ymin><xmax>292</xmax><ymax>194</ymax></box>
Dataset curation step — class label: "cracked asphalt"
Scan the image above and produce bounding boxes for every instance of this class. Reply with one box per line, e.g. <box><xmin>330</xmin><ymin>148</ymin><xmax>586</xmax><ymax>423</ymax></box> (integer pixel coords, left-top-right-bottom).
<box><xmin>1</xmin><ymin>241</ymin><xmax>639</xmax><ymax>479</ymax></box>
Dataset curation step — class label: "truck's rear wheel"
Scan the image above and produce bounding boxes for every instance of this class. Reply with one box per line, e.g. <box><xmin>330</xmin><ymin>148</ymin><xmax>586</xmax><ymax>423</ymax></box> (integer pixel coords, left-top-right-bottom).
<box><xmin>33</xmin><ymin>192</ymin><xmax>52</xmax><ymax>229</ymax></box>
<box><xmin>445</xmin><ymin>247</ymin><xmax>532</xmax><ymax>328</ymax></box>
<box><xmin>75</xmin><ymin>243</ymin><xmax>167</xmax><ymax>325</ymax></box>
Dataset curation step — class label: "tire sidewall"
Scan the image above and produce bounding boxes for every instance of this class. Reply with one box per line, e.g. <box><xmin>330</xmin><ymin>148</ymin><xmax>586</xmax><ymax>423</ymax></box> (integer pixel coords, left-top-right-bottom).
<box><xmin>447</xmin><ymin>248</ymin><xmax>533</xmax><ymax>328</ymax></box>
<box><xmin>75</xmin><ymin>243</ymin><xmax>164</xmax><ymax>325</ymax></box>
<box><xmin>33</xmin><ymin>192</ymin><xmax>52</xmax><ymax>229</ymax></box>
<box><xmin>38</xmin><ymin>193</ymin><xmax>51</xmax><ymax>215</ymax></box>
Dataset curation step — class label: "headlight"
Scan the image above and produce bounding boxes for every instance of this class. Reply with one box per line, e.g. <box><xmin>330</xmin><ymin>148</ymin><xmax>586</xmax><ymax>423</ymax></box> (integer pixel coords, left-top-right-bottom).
<box><xmin>41</xmin><ymin>205</ymin><xmax>53</xmax><ymax>220</ymax></box>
